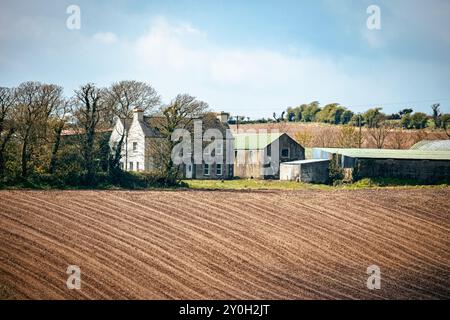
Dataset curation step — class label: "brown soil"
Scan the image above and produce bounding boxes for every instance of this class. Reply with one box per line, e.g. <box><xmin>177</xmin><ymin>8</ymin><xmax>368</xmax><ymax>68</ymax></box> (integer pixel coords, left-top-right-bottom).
<box><xmin>0</xmin><ymin>188</ymin><xmax>449</xmax><ymax>299</ymax></box>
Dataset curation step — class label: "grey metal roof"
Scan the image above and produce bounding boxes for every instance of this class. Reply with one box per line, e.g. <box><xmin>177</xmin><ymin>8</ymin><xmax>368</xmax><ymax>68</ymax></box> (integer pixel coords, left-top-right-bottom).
<box><xmin>312</xmin><ymin>147</ymin><xmax>450</xmax><ymax>161</ymax></box>
<box><xmin>410</xmin><ymin>140</ymin><xmax>450</xmax><ymax>151</ymax></box>
<box><xmin>282</xmin><ymin>159</ymin><xmax>329</xmax><ymax>165</ymax></box>
<box><xmin>119</xmin><ymin>113</ymin><xmax>230</xmax><ymax>138</ymax></box>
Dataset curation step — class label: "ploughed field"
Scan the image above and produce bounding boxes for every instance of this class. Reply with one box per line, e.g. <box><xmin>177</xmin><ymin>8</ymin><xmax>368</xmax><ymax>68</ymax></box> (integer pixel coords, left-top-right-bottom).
<box><xmin>0</xmin><ymin>188</ymin><xmax>449</xmax><ymax>299</ymax></box>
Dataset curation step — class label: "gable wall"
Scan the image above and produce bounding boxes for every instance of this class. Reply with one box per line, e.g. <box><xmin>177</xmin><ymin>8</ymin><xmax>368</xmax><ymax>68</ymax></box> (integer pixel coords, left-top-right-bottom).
<box><xmin>234</xmin><ymin>134</ymin><xmax>305</xmax><ymax>179</ymax></box>
<box><xmin>109</xmin><ymin>119</ymin><xmax>125</xmax><ymax>150</ymax></box>
<box><xmin>124</xmin><ymin>119</ymin><xmax>146</xmax><ymax>171</ymax></box>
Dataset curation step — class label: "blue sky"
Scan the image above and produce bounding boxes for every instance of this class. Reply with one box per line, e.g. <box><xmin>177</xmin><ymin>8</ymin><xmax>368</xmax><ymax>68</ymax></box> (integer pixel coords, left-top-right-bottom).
<box><xmin>0</xmin><ymin>0</ymin><xmax>449</xmax><ymax>118</ymax></box>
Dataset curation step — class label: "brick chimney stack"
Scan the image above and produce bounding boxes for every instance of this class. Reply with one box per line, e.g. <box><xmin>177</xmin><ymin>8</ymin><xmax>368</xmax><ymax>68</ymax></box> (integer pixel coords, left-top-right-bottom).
<box><xmin>133</xmin><ymin>107</ymin><xmax>144</xmax><ymax>122</ymax></box>
<box><xmin>216</xmin><ymin>111</ymin><xmax>230</xmax><ymax>123</ymax></box>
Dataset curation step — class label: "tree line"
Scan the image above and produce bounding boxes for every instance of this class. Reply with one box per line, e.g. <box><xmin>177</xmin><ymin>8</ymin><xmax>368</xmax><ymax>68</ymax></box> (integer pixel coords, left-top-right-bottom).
<box><xmin>0</xmin><ymin>81</ymin><xmax>207</xmax><ymax>188</ymax></box>
<box><xmin>285</xmin><ymin>102</ymin><xmax>449</xmax><ymax>132</ymax></box>
<box><xmin>229</xmin><ymin>102</ymin><xmax>449</xmax><ymax>134</ymax></box>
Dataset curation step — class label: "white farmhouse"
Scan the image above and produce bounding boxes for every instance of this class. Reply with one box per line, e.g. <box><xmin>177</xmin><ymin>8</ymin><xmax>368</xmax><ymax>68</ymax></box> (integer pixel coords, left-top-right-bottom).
<box><xmin>109</xmin><ymin>108</ymin><xmax>234</xmax><ymax>179</ymax></box>
<box><xmin>109</xmin><ymin>107</ymin><xmax>161</xmax><ymax>172</ymax></box>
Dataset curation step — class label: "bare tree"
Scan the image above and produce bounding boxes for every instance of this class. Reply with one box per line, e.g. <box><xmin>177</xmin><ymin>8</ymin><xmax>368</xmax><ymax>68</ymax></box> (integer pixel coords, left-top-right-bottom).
<box><xmin>151</xmin><ymin>94</ymin><xmax>208</xmax><ymax>184</ymax></box>
<box><xmin>294</xmin><ymin>131</ymin><xmax>313</xmax><ymax>147</ymax></box>
<box><xmin>106</xmin><ymin>81</ymin><xmax>160</xmax><ymax>171</ymax></box>
<box><xmin>15</xmin><ymin>82</ymin><xmax>42</xmax><ymax>177</ymax></box>
<box><xmin>105</xmin><ymin>80</ymin><xmax>160</xmax><ymax>122</ymax></box>
<box><xmin>389</xmin><ymin>128</ymin><xmax>410</xmax><ymax>149</ymax></box>
<box><xmin>48</xmin><ymin>98</ymin><xmax>70</xmax><ymax>174</ymax></box>
<box><xmin>367</xmin><ymin>122</ymin><xmax>392</xmax><ymax>149</ymax></box>
<box><xmin>337</xmin><ymin>125</ymin><xmax>360</xmax><ymax>148</ymax></box>
<box><xmin>313</xmin><ymin>126</ymin><xmax>337</xmax><ymax>147</ymax></box>
<box><xmin>73</xmin><ymin>83</ymin><xmax>106</xmax><ymax>182</ymax></box>
<box><xmin>0</xmin><ymin>87</ymin><xmax>17</xmax><ymax>176</ymax></box>
<box><xmin>15</xmin><ymin>82</ymin><xmax>60</xmax><ymax>177</ymax></box>
<box><xmin>37</xmin><ymin>84</ymin><xmax>66</xmax><ymax>173</ymax></box>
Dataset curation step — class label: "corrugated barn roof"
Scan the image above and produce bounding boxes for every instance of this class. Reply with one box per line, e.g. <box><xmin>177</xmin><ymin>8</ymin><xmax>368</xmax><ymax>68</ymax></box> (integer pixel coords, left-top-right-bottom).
<box><xmin>410</xmin><ymin>140</ymin><xmax>450</xmax><ymax>151</ymax></box>
<box><xmin>313</xmin><ymin>147</ymin><xmax>450</xmax><ymax>161</ymax></box>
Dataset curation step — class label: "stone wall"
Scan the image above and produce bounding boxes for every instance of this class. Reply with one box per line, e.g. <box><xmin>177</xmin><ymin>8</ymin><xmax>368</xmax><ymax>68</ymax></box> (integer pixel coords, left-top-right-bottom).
<box><xmin>355</xmin><ymin>158</ymin><xmax>450</xmax><ymax>182</ymax></box>
<box><xmin>299</xmin><ymin>160</ymin><xmax>330</xmax><ymax>184</ymax></box>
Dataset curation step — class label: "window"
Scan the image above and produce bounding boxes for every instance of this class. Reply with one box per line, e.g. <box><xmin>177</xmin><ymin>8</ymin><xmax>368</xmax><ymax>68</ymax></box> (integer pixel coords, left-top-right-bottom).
<box><xmin>203</xmin><ymin>164</ymin><xmax>210</xmax><ymax>176</ymax></box>
<box><xmin>133</xmin><ymin>142</ymin><xmax>137</xmax><ymax>152</ymax></box>
<box><xmin>129</xmin><ymin>162</ymin><xmax>133</xmax><ymax>171</ymax></box>
<box><xmin>216</xmin><ymin>142</ymin><xmax>223</xmax><ymax>156</ymax></box>
<box><xmin>216</xmin><ymin>164</ymin><xmax>222</xmax><ymax>176</ymax></box>
<box><xmin>120</xmin><ymin>162</ymin><xmax>124</xmax><ymax>170</ymax></box>
<box><xmin>136</xmin><ymin>162</ymin><xmax>140</xmax><ymax>171</ymax></box>
<box><xmin>281</xmin><ymin>148</ymin><xmax>290</xmax><ymax>158</ymax></box>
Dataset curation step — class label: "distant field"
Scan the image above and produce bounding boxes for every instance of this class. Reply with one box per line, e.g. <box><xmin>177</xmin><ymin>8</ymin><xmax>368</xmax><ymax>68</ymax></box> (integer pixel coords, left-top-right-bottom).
<box><xmin>230</xmin><ymin>122</ymin><xmax>448</xmax><ymax>149</ymax></box>
<box><xmin>1</xmin><ymin>188</ymin><xmax>449</xmax><ymax>299</ymax></box>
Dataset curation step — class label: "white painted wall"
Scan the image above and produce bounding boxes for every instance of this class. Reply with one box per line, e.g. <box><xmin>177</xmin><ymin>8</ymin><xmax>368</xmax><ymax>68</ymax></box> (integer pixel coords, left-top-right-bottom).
<box><xmin>109</xmin><ymin>119</ymin><xmax>128</xmax><ymax>169</ymax></box>
<box><xmin>109</xmin><ymin>118</ymin><xmax>125</xmax><ymax>150</ymax></box>
<box><xmin>125</xmin><ymin>117</ymin><xmax>145</xmax><ymax>172</ymax></box>
<box><xmin>109</xmin><ymin>112</ymin><xmax>147</xmax><ymax>172</ymax></box>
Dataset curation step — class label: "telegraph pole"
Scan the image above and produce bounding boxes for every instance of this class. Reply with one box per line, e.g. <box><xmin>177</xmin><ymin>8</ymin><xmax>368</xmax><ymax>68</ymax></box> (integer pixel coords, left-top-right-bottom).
<box><xmin>358</xmin><ymin>113</ymin><xmax>362</xmax><ymax>148</ymax></box>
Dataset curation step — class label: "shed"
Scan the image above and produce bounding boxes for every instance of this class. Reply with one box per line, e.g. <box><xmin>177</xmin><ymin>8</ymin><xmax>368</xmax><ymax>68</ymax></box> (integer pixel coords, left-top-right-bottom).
<box><xmin>233</xmin><ymin>132</ymin><xmax>305</xmax><ymax>179</ymax></box>
<box><xmin>312</xmin><ymin>147</ymin><xmax>450</xmax><ymax>183</ymax></box>
<box><xmin>280</xmin><ymin>159</ymin><xmax>330</xmax><ymax>183</ymax></box>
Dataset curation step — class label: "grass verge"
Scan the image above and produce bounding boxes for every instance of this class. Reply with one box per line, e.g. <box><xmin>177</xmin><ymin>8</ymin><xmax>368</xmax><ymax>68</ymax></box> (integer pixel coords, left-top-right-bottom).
<box><xmin>184</xmin><ymin>178</ymin><xmax>450</xmax><ymax>191</ymax></box>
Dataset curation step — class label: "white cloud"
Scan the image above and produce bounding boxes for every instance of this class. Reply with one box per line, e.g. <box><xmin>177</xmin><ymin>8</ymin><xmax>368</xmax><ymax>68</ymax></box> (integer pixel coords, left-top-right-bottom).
<box><xmin>134</xmin><ymin>17</ymin><xmax>207</xmax><ymax>72</ymax></box>
<box><xmin>93</xmin><ymin>32</ymin><xmax>118</xmax><ymax>44</ymax></box>
<box><xmin>1</xmin><ymin>2</ymin><xmax>448</xmax><ymax>117</ymax></box>
<box><xmin>129</xmin><ymin>17</ymin><xmax>390</xmax><ymax>116</ymax></box>
<box><xmin>134</xmin><ymin>18</ymin><xmax>321</xmax><ymax>89</ymax></box>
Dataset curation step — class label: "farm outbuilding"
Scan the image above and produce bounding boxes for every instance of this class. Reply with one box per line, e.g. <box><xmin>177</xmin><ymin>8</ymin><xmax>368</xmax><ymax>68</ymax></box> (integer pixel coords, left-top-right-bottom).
<box><xmin>233</xmin><ymin>132</ymin><xmax>305</xmax><ymax>179</ymax></box>
<box><xmin>410</xmin><ymin>140</ymin><xmax>450</xmax><ymax>151</ymax></box>
<box><xmin>312</xmin><ymin>148</ymin><xmax>450</xmax><ymax>183</ymax></box>
<box><xmin>280</xmin><ymin>159</ymin><xmax>330</xmax><ymax>183</ymax></box>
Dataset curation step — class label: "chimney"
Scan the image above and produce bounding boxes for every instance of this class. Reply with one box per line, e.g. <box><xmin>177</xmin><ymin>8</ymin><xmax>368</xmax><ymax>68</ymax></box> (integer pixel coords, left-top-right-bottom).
<box><xmin>133</xmin><ymin>107</ymin><xmax>144</xmax><ymax>122</ymax></box>
<box><xmin>216</xmin><ymin>111</ymin><xmax>230</xmax><ymax>123</ymax></box>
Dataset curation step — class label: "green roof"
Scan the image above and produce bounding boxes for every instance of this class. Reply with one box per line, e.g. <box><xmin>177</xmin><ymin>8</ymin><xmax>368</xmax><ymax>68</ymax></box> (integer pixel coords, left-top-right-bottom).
<box><xmin>233</xmin><ymin>132</ymin><xmax>283</xmax><ymax>150</ymax></box>
<box><xmin>313</xmin><ymin>147</ymin><xmax>450</xmax><ymax>161</ymax></box>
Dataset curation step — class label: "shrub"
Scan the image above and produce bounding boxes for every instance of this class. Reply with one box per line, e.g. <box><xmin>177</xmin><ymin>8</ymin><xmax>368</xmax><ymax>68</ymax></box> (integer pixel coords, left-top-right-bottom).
<box><xmin>410</xmin><ymin>112</ymin><xmax>428</xmax><ymax>129</ymax></box>
<box><xmin>328</xmin><ymin>154</ymin><xmax>344</xmax><ymax>184</ymax></box>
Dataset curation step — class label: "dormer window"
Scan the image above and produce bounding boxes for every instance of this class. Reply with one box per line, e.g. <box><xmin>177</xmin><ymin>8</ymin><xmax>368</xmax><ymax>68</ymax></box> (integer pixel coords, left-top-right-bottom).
<box><xmin>133</xmin><ymin>142</ymin><xmax>137</xmax><ymax>152</ymax></box>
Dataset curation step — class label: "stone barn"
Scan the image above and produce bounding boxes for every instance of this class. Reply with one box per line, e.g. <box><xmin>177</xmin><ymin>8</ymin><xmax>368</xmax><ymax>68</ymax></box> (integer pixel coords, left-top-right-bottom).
<box><xmin>312</xmin><ymin>147</ymin><xmax>450</xmax><ymax>183</ymax></box>
<box><xmin>233</xmin><ymin>132</ymin><xmax>305</xmax><ymax>179</ymax></box>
